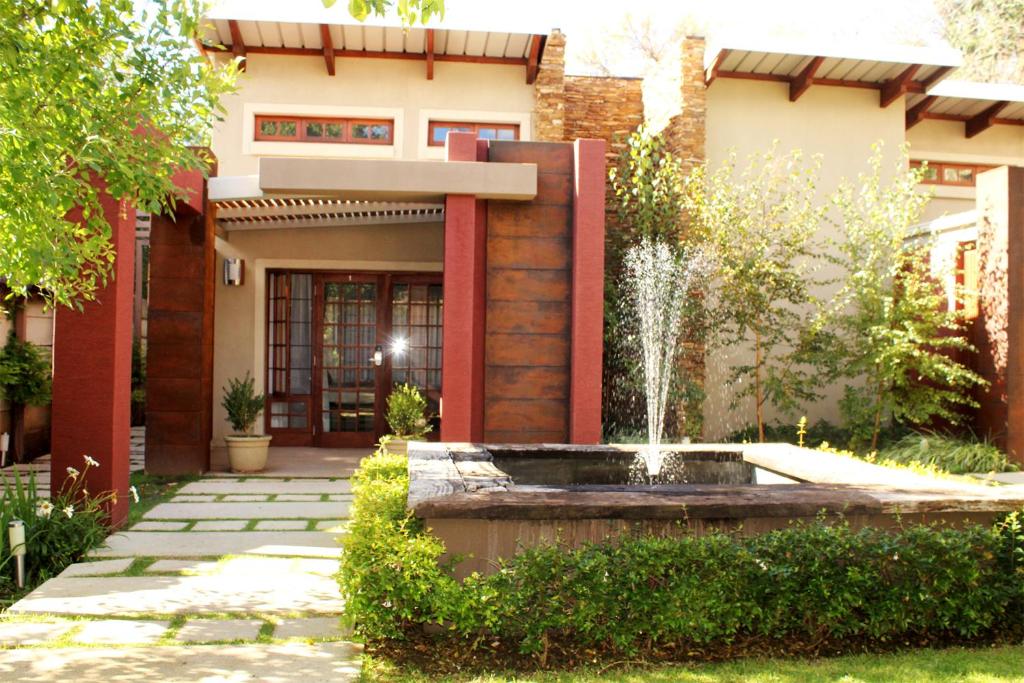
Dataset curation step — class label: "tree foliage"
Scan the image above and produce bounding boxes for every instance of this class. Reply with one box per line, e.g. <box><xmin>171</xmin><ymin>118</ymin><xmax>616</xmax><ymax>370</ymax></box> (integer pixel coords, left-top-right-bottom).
<box><xmin>323</xmin><ymin>0</ymin><xmax>444</xmax><ymax>25</ymax></box>
<box><xmin>829</xmin><ymin>145</ymin><xmax>986</xmax><ymax>450</ymax></box>
<box><xmin>686</xmin><ymin>145</ymin><xmax>833</xmax><ymax>441</ymax></box>
<box><xmin>0</xmin><ymin>0</ymin><xmax>236</xmax><ymax>308</ymax></box>
<box><xmin>937</xmin><ymin>0</ymin><xmax>1024</xmax><ymax>83</ymax></box>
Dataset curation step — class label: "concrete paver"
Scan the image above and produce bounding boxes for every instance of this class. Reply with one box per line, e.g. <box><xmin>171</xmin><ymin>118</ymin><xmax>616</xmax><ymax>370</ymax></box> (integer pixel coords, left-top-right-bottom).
<box><xmin>73</xmin><ymin>619</ymin><xmax>169</xmax><ymax>645</ymax></box>
<box><xmin>90</xmin><ymin>531</ymin><xmax>340</xmax><ymax>558</ymax></box>
<box><xmin>192</xmin><ymin>520</ymin><xmax>248</xmax><ymax>531</ymax></box>
<box><xmin>146</xmin><ymin>501</ymin><xmax>348</xmax><ymax>520</ymax></box>
<box><xmin>255</xmin><ymin>520</ymin><xmax>309</xmax><ymax>531</ymax></box>
<box><xmin>0</xmin><ymin>621</ymin><xmax>73</xmax><ymax>645</ymax></box>
<box><xmin>132</xmin><ymin>521</ymin><xmax>189</xmax><ymax>531</ymax></box>
<box><xmin>220</xmin><ymin>494</ymin><xmax>270</xmax><ymax>502</ymax></box>
<box><xmin>275</xmin><ymin>494</ymin><xmax>323</xmax><ymax>502</ymax></box>
<box><xmin>315</xmin><ymin>520</ymin><xmax>349</xmax><ymax>532</ymax></box>
<box><xmin>274</xmin><ymin>616</ymin><xmax>348</xmax><ymax>640</ymax></box>
<box><xmin>177</xmin><ymin>618</ymin><xmax>264</xmax><ymax>643</ymax></box>
<box><xmin>144</xmin><ymin>559</ymin><xmax>221</xmax><ymax>574</ymax></box>
<box><xmin>179</xmin><ymin>479</ymin><xmax>351</xmax><ymax>495</ymax></box>
<box><xmin>58</xmin><ymin>558</ymin><xmax>134</xmax><ymax>577</ymax></box>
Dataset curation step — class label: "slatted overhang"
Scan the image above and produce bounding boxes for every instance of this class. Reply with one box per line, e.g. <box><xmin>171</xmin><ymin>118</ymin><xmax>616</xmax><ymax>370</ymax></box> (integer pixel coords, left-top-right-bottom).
<box><xmin>212</xmin><ymin>197</ymin><xmax>444</xmax><ymax>232</ymax></box>
<box><xmin>704</xmin><ymin>37</ymin><xmax>961</xmax><ymax>106</ymax></box>
<box><xmin>199</xmin><ymin>1</ymin><xmax>548</xmax><ymax>82</ymax></box>
<box><xmin>906</xmin><ymin>80</ymin><xmax>1024</xmax><ymax>137</ymax></box>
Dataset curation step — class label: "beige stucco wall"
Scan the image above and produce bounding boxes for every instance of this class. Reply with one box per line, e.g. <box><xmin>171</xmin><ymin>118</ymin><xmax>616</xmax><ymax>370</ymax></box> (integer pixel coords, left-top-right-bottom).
<box><xmin>908</xmin><ymin>119</ymin><xmax>1024</xmax><ymax>222</ymax></box>
<box><xmin>211</xmin><ymin>222</ymin><xmax>444</xmax><ymax>443</ymax></box>
<box><xmin>702</xmin><ymin>80</ymin><xmax>906</xmax><ymax>439</ymax></box>
<box><xmin>211</xmin><ymin>53</ymin><xmax>536</xmax><ymax>176</ymax></box>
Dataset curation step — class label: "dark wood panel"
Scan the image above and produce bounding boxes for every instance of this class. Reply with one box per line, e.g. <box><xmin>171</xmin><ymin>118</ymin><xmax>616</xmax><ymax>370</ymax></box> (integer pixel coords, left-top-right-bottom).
<box><xmin>147</xmin><ymin>378</ymin><xmax>204</xmax><ymax>412</ymax></box>
<box><xmin>486</xmin><ymin>301</ymin><xmax>570</xmax><ymax>335</ymax></box>
<box><xmin>484</xmin><ymin>399</ymin><xmax>568</xmax><ymax>432</ymax></box>
<box><xmin>148</xmin><ymin>277</ymin><xmax>206</xmax><ymax>312</ymax></box>
<box><xmin>487</xmin><ymin>205</ymin><xmax>571</xmax><ymax>238</ymax></box>
<box><xmin>486</xmin><ymin>333</ymin><xmax>569</xmax><ymax>367</ymax></box>
<box><xmin>488</xmin><ymin>140</ymin><xmax>574</xmax><ymax>173</ymax></box>
<box><xmin>146</xmin><ymin>343</ymin><xmax>204</xmax><ymax>379</ymax></box>
<box><xmin>483</xmin><ymin>429</ymin><xmax>567</xmax><ymax>443</ymax></box>
<box><xmin>147</xmin><ymin>311</ymin><xmax>204</xmax><ymax>347</ymax></box>
<box><xmin>532</xmin><ymin>172</ymin><xmax>574</xmax><ymax>206</ymax></box>
<box><xmin>487</xmin><ymin>269</ymin><xmax>570</xmax><ymax>302</ymax></box>
<box><xmin>145</xmin><ymin>412</ymin><xmax>202</xmax><ymax>444</ymax></box>
<box><xmin>487</xmin><ymin>236</ymin><xmax>571</xmax><ymax>270</ymax></box>
<box><xmin>485</xmin><ymin>367</ymin><xmax>569</xmax><ymax>399</ymax></box>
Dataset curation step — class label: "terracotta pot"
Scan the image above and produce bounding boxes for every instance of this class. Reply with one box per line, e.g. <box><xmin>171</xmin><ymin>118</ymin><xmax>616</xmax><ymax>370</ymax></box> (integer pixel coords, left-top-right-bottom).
<box><xmin>225</xmin><ymin>435</ymin><xmax>272</xmax><ymax>473</ymax></box>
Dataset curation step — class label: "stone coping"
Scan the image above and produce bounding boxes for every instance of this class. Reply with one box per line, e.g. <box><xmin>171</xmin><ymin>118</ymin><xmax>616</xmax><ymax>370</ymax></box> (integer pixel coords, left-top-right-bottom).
<box><xmin>408</xmin><ymin>442</ymin><xmax>1024</xmax><ymax>520</ymax></box>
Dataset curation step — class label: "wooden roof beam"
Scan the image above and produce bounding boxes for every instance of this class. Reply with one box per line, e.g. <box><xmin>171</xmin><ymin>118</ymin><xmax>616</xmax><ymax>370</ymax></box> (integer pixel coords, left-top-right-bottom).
<box><xmin>880</xmin><ymin>64</ymin><xmax>920</xmax><ymax>108</ymax></box>
<box><xmin>921</xmin><ymin>65</ymin><xmax>954</xmax><ymax>90</ymax></box>
<box><xmin>789</xmin><ymin>56</ymin><xmax>824</xmax><ymax>102</ymax></box>
<box><xmin>228</xmin><ymin>19</ymin><xmax>246</xmax><ymax>71</ymax></box>
<box><xmin>905</xmin><ymin>95</ymin><xmax>936</xmax><ymax>129</ymax></box>
<box><xmin>705</xmin><ymin>49</ymin><xmax>730</xmax><ymax>86</ymax></box>
<box><xmin>425</xmin><ymin>28</ymin><xmax>435</xmax><ymax>80</ymax></box>
<box><xmin>320</xmin><ymin>24</ymin><xmax>335</xmax><ymax>76</ymax></box>
<box><xmin>966</xmin><ymin>100</ymin><xmax>1010</xmax><ymax>138</ymax></box>
<box><xmin>526</xmin><ymin>35</ymin><xmax>543</xmax><ymax>85</ymax></box>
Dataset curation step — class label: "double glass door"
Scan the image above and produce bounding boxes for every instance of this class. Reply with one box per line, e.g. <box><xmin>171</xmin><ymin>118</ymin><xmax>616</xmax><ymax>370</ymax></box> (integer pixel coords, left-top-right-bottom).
<box><xmin>265</xmin><ymin>271</ymin><xmax>442</xmax><ymax>447</ymax></box>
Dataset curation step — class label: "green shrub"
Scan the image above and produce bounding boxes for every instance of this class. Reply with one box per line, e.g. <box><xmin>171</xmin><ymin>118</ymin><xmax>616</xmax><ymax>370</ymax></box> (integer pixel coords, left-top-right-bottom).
<box><xmin>0</xmin><ymin>332</ymin><xmax>51</xmax><ymax>406</ymax></box>
<box><xmin>220</xmin><ymin>373</ymin><xmax>264</xmax><ymax>435</ymax></box>
<box><xmin>878</xmin><ymin>432</ymin><xmax>1015</xmax><ymax>474</ymax></box>
<box><xmin>338</xmin><ymin>451</ymin><xmax>1024</xmax><ymax>665</ymax></box>
<box><xmin>385</xmin><ymin>383</ymin><xmax>431</xmax><ymax>439</ymax></box>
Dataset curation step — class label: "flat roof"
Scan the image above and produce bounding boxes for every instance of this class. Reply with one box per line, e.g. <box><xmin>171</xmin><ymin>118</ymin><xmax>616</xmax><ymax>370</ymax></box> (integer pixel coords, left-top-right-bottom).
<box><xmin>906</xmin><ymin>79</ymin><xmax>1024</xmax><ymax>135</ymax></box>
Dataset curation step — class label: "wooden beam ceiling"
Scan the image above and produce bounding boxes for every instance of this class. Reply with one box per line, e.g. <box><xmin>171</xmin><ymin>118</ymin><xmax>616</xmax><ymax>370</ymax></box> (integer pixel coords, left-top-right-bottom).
<box><xmin>966</xmin><ymin>100</ymin><xmax>1011</xmax><ymax>138</ymax></box>
<box><xmin>320</xmin><ymin>24</ymin><xmax>335</xmax><ymax>76</ymax></box>
<box><xmin>227</xmin><ymin>20</ymin><xmax>246</xmax><ymax>71</ymax></box>
<box><xmin>789</xmin><ymin>56</ymin><xmax>824</xmax><ymax>102</ymax></box>
<box><xmin>525</xmin><ymin>35</ymin><xmax>543</xmax><ymax>85</ymax></box>
<box><xmin>879</xmin><ymin>64</ymin><xmax>920</xmax><ymax>108</ymax></box>
<box><xmin>425</xmin><ymin>29</ymin><xmax>435</xmax><ymax>80</ymax></box>
<box><xmin>921</xmin><ymin>66</ymin><xmax>953</xmax><ymax>90</ymax></box>
<box><xmin>905</xmin><ymin>95</ymin><xmax>936</xmax><ymax>129</ymax></box>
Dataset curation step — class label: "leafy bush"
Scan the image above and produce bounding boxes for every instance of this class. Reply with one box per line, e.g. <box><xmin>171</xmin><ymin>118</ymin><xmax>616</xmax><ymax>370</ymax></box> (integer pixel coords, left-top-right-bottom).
<box><xmin>220</xmin><ymin>373</ymin><xmax>265</xmax><ymax>435</ymax></box>
<box><xmin>878</xmin><ymin>433</ymin><xmax>1015</xmax><ymax>474</ymax></box>
<box><xmin>0</xmin><ymin>332</ymin><xmax>51</xmax><ymax>406</ymax></box>
<box><xmin>339</xmin><ymin>452</ymin><xmax>1024</xmax><ymax>666</ymax></box>
<box><xmin>1</xmin><ymin>456</ymin><xmax>113</xmax><ymax>600</ymax></box>
<box><xmin>131</xmin><ymin>337</ymin><xmax>146</xmax><ymax>404</ymax></box>
<box><xmin>385</xmin><ymin>383</ymin><xmax>431</xmax><ymax>439</ymax></box>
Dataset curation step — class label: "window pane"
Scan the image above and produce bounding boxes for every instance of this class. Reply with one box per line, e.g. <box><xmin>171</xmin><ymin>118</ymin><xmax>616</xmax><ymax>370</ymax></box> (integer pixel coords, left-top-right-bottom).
<box><xmin>259</xmin><ymin>120</ymin><xmax>279</xmax><ymax>136</ymax></box>
<box><xmin>478</xmin><ymin>128</ymin><xmax>498</xmax><ymax>139</ymax></box>
<box><xmin>958</xmin><ymin>168</ymin><xmax>974</xmax><ymax>183</ymax></box>
<box><xmin>305</xmin><ymin>121</ymin><xmax>324</xmax><ymax>138</ymax></box>
<box><xmin>943</xmin><ymin>167</ymin><xmax>960</xmax><ymax>183</ymax></box>
<box><xmin>351</xmin><ymin>123</ymin><xmax>391</xmax><ymax>141</ymax></box>
<box><xmin>920</xmin><ymin>165</ymin><xmax>938</xmax><ymax>181</ymax></box>
<box><xmin>497</xmin><ymin>128</ymin><xmax>517</xmax><ymax>140</ymax></box>
<box><xmin>279</xmin><ymin>121</ymin><xmax>297</xmax><ymax>137</ymax></box>
<box><xmin>325</xmin><ymin>123</ymin><xmax>344</xmax><ymax>138</ymax></box>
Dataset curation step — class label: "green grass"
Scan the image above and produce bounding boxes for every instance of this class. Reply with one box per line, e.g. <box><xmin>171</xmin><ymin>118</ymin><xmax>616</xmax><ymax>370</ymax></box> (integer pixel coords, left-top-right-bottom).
<box><xmin>362</xmin><ymin>645</ymin><xmax>1024</xmax><ymax>682</ymax></box>
<box><xmin>125</xmin><ymin>471</ymin><xmax>198</xmax><ymax>528</ymax></box>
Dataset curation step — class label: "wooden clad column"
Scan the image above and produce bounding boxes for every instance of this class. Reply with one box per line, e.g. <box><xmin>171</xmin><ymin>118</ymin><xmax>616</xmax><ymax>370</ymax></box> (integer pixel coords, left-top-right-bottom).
<box><xmin>51</xmin><ymin>190</ymin><xmax>135</xmax><ymax>527</ymax></box>
<box><xmin>570</xmin><ymin>139</ymin><xmax>606</xmax><ymax>443</ymax></box>
<box><xmin>440</xmin><ymin>132</ymin><xmax>487</xmax><ymax>441</ymax></box>
<box><xmin>145</xmin><ymin>169</ymin><xmax>216</xmax><ymax>474</ymax></box>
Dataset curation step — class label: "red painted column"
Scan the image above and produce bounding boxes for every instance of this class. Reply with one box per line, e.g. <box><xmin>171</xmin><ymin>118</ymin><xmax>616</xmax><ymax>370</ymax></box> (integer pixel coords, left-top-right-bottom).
<box><xmin>440</xmin><ymin>132</ymin><xmax>487</xmax><ymax>441</ymax></box>
<box><xmin>51</xmin><ymin>191</ymin><xmax>135</xmax><ymax>527</ymax></box>
<box><xmin>569</xmin><ymin>139</ymin><xmax>607</xmax><ymax>444</ymax></box>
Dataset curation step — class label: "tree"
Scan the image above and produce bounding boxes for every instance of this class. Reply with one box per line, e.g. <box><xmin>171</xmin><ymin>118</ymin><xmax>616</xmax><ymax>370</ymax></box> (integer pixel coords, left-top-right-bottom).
<box><xmin>324</xmin><ymin>0</ymin><xmax>444</xmax><ymax>25</ymax></box>
<box><xmin>829</xmin><ymin>145</ymin><xmax>986</xmax><ymax>450</ymax></box>
<box><xmin>686</xmin><ymin>145</ymin><xmax>833</xmax><ymax>442</ymax></box>
<box><xmin>936</xmin><ymin>0</ymin><xmax>1024</xmax><ymax>83</ymax></box>
<box><xmin>0</xmin><ymin>0</ymin><xmax>236</xmax><ymax>308</ymax></box>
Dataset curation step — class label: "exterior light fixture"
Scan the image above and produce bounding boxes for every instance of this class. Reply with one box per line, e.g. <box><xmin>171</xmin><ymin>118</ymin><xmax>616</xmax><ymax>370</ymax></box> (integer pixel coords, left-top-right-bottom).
<box><xmin>372</xmin><ymin>345</ymin><xmax>384</xmax><ymax>367</ymax></box>
<box><xmin>0</xmin><ymin>432</ymin><xmax>8</xmax><ymax>468</ymax></box>
<box><xmin>7</xmin><ymin>520</ymin><xmax>25</xmax><ymax>588</ymax></box>
<box><xmin>223</xmin><ymin>258</ymin><xmax>244</xmax><ymax>286</ymax></box>
<box><xmin>391</xmin><ymin>337</ymin><xmax>407</xmax><ymax>356</ymax></box>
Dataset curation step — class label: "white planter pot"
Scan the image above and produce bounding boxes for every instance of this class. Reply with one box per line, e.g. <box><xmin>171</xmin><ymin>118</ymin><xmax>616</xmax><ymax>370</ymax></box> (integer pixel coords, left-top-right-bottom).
<box><xmin>225</xmin><ymin>435</ymin><xmax>272</xmax><ymax>473</ymax></box>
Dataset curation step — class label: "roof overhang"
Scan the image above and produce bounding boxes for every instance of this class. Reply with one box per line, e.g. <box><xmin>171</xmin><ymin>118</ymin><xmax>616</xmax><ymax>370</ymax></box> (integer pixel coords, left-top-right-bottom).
<box><xmin>703</xmin><ymin>36</ymin><xmax>961</xmax><ymax>106</ymax></box>
<box><xmin>905</xmin><ymin>80</ymin><xmax>1024</xmax><ymax>136</ymax></box>
<box><xmin>199</xmin><ymin>1</ymin><xmax>548</xmax><ymax>82</ymax></box>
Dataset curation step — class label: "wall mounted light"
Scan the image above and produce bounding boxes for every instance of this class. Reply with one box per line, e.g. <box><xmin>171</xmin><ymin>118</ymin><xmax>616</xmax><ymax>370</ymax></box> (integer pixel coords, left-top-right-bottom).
<box><xmin>391</xmin><ymin>337</ymin><xmax>407</xmax><ymax>357</ymax></box>
<box><xmin>372</xmin><ymin>345</ymin><xmax>384</xmax><ymax>367</ymax></box>
<box><xmin>223</xmin><ymin>258</ymin><xmax>244</xmax><ymax>286</ymax></box>
<box><xmin>7</xmin><ymin>520</ymin><xmax>25</xmax><ymax>588</ymax></box>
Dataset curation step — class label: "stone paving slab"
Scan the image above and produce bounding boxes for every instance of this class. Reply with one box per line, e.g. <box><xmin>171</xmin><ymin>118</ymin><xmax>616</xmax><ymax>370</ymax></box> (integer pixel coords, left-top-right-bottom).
<box><xmin>177</xmin><ymin>618</ymin><xmax>263</xmax><ymax>643</ymax></box>
<box><xmin>255</xmin><ymin>520</ymin><xmax>309</xmax><ymax>531</ymax></box>
<box><xmin>0</xmin><ymin>621</ymin><xmax>73</xmax><ymax>645</ymax></box>
<box><xmin>315</xmin><ymin>520</ymin><xmax>349</xmax><ymax>532</ymax></box>
<box><xmin>274</xmin><ymin>616</ymin><xmax>348</xmax><ymax>639</ymax></box>
<box><xmin>275</xmin><ymin>494</ymin><xmax>323</xmax><ymax>502</ymax></box>
<box><xmin>90</xmin><ymin>531</ymin><xmax>341</xmax><ymax>558</ymax></box>
<box><xmin>327</xmin><ymin>494</ymin><xmax>354</xmax><ymax>501</ymax></box>
<box><xmin>132</xmin><ymin>521</ymin><xmax>189</xmax><ymax>532</ymax></box>
<box><xmin>179</xmin><ymin>479</ymin><xmax>352</xmax><ymax>495</ymax></box>
<box><xmin>192</xmin><ymin>520</ymin><xmax>248</xmax><ymax>531</ymax></box>
<box><xmin>74</xmin><ymin>620</ymin><xmax>169</xmax><ymax>645</ymax></box>
<box><xmin>8</xmin><ymin>573</ymin><xmax>344</xmax><ymax>616</ymax></box>
<box><xmin>168</xmin><ymin>494</ymin><xmax>219</xmax><ymax>503</ymax></box>
<box><xmin>0</xmin><ymin>642</ymin><xmax>361</xmax><ymax>682</ymax></box>
<box><xmin>145</xmin><ymin>559</ymin><xmax>220</xmax><ymax>574</ymax></box>
<box><xmin>59</xmin><ymin>558</ymin><xmax>134</xmax><ymax>578</ymax></box>
<box><xmin>146</xmin><ymin>501</ymin><xmax>348</xmax><ymax>520</ymax></box>
<box><xmin>220</xmin><ymin>494</ymin><xmax>271</xmax><ymax>502</ymax></box>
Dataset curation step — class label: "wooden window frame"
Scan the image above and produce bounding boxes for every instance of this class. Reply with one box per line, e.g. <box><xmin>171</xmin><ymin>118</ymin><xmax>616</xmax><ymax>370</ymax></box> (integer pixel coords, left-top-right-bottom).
<box><xmin>911</xmin><ymin>160</ymin><xmax>996</xmax><ymax>187</ymax></box>
<box><xmin>254</xmin><ymin>115</ymin><xmax>394</xmax><ymax>145</ymax></box>
<box><xmin>427</xmin><ymin>120</ymin><xmax>520</xmax><ymax>147</ymax></box>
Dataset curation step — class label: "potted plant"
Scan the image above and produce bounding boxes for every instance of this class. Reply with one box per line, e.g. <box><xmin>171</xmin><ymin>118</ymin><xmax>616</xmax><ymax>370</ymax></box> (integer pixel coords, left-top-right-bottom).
<box><xmin>383</xmin><ymin>383</ymin><xmax>431</xmax><ymax>455</ymax></box>
<box><xmin>221</xmin><ymin>373</ymin><xmax>271</xmax><ymax>473</ymax></box>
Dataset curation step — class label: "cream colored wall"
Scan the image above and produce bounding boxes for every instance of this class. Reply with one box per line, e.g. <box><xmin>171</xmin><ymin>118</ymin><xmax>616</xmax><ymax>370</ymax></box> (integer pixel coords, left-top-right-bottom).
<box><xmin>908</xmin><ymin>119</ymin><xmax>1024</xmax><ymax>222</ymax></box>
<box><xmin>702</xmin><ymin>80</ymin><xmax>906</xmax><ymax>439</ymax></box>
<box><xmin>211</xmin><ymin>53</ymin><xmax>536</xmax><ymax>176</ymax></box>
<box><xmin>211</xmin><ymin>221</ymin><xmax>444</xmax><ymax>442</ymax></box>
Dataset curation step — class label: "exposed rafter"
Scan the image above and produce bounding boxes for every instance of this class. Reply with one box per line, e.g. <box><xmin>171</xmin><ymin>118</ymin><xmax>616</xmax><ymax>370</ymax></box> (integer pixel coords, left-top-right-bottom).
<box><xmin>319</xmin><ymin>24</ymin><xmax>335</xmax><ymax>76</ymax></box>
<box><xmin>705</xmin><ymin>49</ymin><xmax>730</xmax><ymax>86</ymax></box>
<box><xmin>425</xmin><ymin>29</ymin><xmax>435</xmax><ymax>80</ymax></box>
<box><xmin>921</xmin><ymin>66</ymin><xmax>954</xmax><ymax>90</ymax></box>
<box><xmin>789</xmin><ymin>56</ymin><xmax>824</xmax><ymax>102</ymax></box>
<box><xmin>525</xmin><ymin>35</ymin><xmax>543</xmax><ymax>85</ymax></box>
<box><xmin>966</xmin><ymin>100</ymin><xmax>1010</xmax><ymax>138</ymax></box>
<box><xmin>905</xmin><ymin>95</ymin><xmax>937</xmax><ymax>129</ymax></box>
<box><xmin>227</xmin><ymin>20</ymin><xmax>246</xmax><ymax>71</ymax></box>
<box><xmin>204</xmin><ymin>43</ymin><xmax>529</xmax><ymax>68</ymax></box>
<box><xmin>879</xmin><ymin>64</ymin><xmax>920</xmax><ymax>108</ymax></box>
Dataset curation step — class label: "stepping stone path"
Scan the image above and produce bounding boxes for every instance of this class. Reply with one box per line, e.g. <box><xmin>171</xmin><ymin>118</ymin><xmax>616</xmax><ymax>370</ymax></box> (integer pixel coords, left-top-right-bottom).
<box><xmin>2</xmin><ymin>467</ymin><xmax>362</xmax><ymax>681</ymax></box>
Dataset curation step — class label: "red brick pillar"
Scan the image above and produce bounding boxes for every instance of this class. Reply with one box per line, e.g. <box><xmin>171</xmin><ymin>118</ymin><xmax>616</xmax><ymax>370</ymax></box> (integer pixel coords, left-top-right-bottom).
<box><xmin>440</xmin><ymin>132</ymin><xmax>487</xmax><ymax>441</ymax></box>
<box><xmin>51</xmin><ymin>193</ymin><xmax>135</xmax><ymax>527</ymax></box>
<box><xmin>569</xmin><ymin>139</ymin><xmax>606</xmax><ymax>443</ymax></box>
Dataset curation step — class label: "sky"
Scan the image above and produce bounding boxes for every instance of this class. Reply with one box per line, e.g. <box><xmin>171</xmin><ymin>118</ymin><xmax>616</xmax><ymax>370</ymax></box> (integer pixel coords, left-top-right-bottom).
<box><xmin>205</xmin><ymin>0</ymin><xmax>950</xmax><ymax>76</ymax></box>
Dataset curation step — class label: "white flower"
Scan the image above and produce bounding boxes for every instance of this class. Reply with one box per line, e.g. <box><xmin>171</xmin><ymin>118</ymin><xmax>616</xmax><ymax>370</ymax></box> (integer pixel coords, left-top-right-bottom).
<box><xmin>66</xmin><ymin>466</ymin><xmax>80</xmax><ymax>479</ymax></box>
<box><xmin>62</xmin><ymin>505</ymin><xmax>74</xmax><ymax>519</ymax></box>
<box><xmin>83</xmin><ymin>455</ymin><xmax>99</xmax><ymax>468</ymax></box>
<box><xmin>129</xmin><ymin>485</ymin><xmax>140</xmax><ymax>504</ymax></box>
<box><xmin>36</xmin><ymin>500</ymin><xmax>54</xmax><ymax>518</ymax></box>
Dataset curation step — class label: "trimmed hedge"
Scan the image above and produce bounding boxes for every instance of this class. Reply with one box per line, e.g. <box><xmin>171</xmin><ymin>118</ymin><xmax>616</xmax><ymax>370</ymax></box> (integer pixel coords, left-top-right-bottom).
<box><xmin>338</xmin><ymin>451</ymin><xmax>1024</xmax><ymax>663</ymax></box>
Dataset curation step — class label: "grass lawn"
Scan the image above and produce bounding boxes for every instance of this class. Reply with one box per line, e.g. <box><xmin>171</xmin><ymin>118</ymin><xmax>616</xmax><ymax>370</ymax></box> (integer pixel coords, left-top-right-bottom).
<box><xmin>362</xmin><ymin>644</ymin><xmax>1024</xmax><ymax>682</ymax></box>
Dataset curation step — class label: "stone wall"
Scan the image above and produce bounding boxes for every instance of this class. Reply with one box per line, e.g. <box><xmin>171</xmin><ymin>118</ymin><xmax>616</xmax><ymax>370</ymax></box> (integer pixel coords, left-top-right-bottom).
<box><xmin>533</xmin><ymin>31</ymin><xmax>566</xmax><ymax>143</ymax></box>
<box><xmin>563</xmin><ymin>75</ymin><xmax>644</xmax><ymax>163</ymax></box>
<box><xmin>662</xmin><ymin>36</ymin><xmax>707</xmax><ymax>174</ymax></box>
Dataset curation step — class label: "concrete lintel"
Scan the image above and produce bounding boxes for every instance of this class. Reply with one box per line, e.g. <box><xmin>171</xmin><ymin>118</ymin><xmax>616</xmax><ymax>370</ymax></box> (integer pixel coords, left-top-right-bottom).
<box><xmin>258</xmin><ymin>157</ymin><xmax>537</xmax><ymax>201</ymax></box>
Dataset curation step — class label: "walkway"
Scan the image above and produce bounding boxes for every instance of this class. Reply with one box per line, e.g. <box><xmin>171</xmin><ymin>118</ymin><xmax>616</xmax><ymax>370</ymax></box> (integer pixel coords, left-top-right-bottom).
<box><xmin>0</xmin><ymin>450</ymin><xmax>365</xmax><ymax>681</ymax></box>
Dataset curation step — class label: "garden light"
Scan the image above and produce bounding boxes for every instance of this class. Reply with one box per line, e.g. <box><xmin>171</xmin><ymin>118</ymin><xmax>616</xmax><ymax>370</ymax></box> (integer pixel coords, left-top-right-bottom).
<box><xmin>0</xmin><ymin>431</ymin><xmax>8</xmax><ymax>468</ymax></box>
<box><xmin>7</xmin><ymin>519</ymin><xmax>26</xmax><ymax>588</ymax></box>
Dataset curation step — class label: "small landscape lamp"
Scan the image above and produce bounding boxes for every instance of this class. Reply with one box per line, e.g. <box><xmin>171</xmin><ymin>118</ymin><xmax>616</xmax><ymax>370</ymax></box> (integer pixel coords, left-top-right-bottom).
<box><xmin>0</xmin><ymin>432</ymin><xmax>9</xmax><ymax>468</ymax></box>
<box><xmin>8</xmin><ymin>519</ymin><xmax>26</xmax><ymax>588</ymax></box>
<box><xmin>371</xmin><ymin>345</ymin><xmax>384</xmax><ymax>367</ymax></box>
